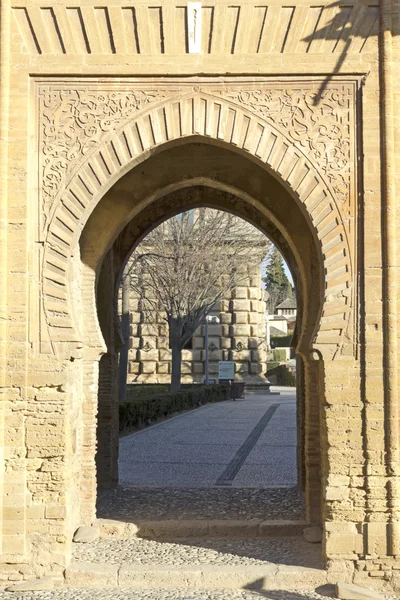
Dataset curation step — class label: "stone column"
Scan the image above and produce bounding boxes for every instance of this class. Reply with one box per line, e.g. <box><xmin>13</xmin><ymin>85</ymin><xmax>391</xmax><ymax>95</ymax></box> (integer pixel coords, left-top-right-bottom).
<box><xmin>303</xmin><ymin>355</ymin><xmax>322</xmax><ymax>525</ymax></box>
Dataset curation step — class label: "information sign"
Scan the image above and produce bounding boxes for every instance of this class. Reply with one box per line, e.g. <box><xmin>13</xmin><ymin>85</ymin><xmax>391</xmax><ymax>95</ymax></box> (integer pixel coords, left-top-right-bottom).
<box><xmin>218</xmin><ymin>361</ymin><xmax>235</xmax><ymax>380</ymax></box>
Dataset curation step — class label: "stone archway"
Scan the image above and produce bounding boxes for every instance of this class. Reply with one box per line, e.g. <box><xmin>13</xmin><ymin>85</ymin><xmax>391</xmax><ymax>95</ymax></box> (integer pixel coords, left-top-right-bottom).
<box><xmin>36</xmin><ymin>79</ymin><xmax>359</xmax><ymax>570</ymax></box>
<box><xmin>40</xmin><ymin>83</ymin><xmax>355</xmax><ymax>362</ymax></box>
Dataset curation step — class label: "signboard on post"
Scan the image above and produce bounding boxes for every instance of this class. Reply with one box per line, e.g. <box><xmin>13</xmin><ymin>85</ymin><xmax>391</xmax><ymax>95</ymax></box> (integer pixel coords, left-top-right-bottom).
<box><xmin>218</xmin><ymin>361</ymin><xmax>235</xmax><ymax>381</ymax></box>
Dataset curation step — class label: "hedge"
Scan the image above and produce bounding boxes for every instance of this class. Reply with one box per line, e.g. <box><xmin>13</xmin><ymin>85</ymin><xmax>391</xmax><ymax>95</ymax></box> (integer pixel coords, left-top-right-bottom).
<box><xmin>119</xmin><ymin>384</ymin><xmax>229</xmax><ymax>432</ymax></box>
<box><xmin>273</xmin><ymin>348</ymin><xmax>287</xmax><ymax>362</ymax></box>
<box><xmin>270</xmin><ymin>334</ymin><xmax>293</xmax><ymax>348</ymax></box>
<box><xmin>266</xmin><ymin>364</ymin><xmax>296</xmax><ymax>387</ymax></box>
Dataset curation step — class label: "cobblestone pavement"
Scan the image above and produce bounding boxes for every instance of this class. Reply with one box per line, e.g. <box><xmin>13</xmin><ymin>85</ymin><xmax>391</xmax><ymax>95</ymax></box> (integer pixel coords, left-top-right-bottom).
<box><xmin>0</xmin><ymin>589</ymin><xmax>337</xmax><ymax>600</ymax></box>
<box><xmin>72</xmin><ymin>537</ymin><xmax>322</xmax><ymax>569</ymax></box>
<box><xmin>118</xmin><ymin>390</ymin><xmax>297</xmax><ymax>488</ymax></box>
<box><xmin>98</xmin><ymin>486</ymin><xmax>305</xmax><ymax>521</ymax></box>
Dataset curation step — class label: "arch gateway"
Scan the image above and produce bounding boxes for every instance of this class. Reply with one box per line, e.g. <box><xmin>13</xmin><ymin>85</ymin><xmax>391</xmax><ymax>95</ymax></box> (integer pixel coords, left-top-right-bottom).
<box><xmin>0</xmin><ymin>0</ymin><xmax>399</xmax><ymax>591</ymax></box>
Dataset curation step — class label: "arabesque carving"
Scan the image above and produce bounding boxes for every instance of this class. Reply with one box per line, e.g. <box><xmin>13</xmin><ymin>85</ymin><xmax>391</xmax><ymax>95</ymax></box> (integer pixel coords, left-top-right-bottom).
<box><xmin>38</xmin><ymin>80</ymin><xmax>356</xmax><ymax>360</ymax></box>
<box><xmin>40</xmin><ymin>89</ymin><xmax>167</xmax><ymax>229</ymax></box>
<box><xmin>39</xmin><ymin>83</ymin><xmax>353</xmax><ymax>233</ymax></box>
<box><xmin>218</xmin><ymin>88</ymin><xmax>351</xmax><ymax>209</ymax></box>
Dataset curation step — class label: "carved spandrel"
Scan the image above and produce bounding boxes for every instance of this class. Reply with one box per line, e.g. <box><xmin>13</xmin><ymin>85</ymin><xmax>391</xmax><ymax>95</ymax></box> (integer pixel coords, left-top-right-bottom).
<box><xmin>39</xmin><ymin>83</ymin><xmax>354</xmax><ymax>237</ymax></box>
<box><xmin>39</xmin><ymin>88</ymin><xmax>167</xmax><ymax>232</ymax></box>
<box><xmin>216</xmin><ymin>87</ymin><xmax>352</xmax><ymax>215</ymax></box>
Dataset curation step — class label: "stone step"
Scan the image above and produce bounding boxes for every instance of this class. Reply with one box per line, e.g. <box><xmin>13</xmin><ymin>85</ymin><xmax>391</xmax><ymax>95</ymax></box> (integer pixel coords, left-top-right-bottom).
<box><xmin>67</xmin><ymin>536</ymin><xmax>329</xmax><ymax>590</ymax></box>
<box><xmin>95</xmin><ymin>518</ymin><xmax>306</xmax><ymax>540</ymax></box>
<box><xmin>0</xmin><ymin>587</ymin><xmax>337</xmax><ymax>599</ymax></box>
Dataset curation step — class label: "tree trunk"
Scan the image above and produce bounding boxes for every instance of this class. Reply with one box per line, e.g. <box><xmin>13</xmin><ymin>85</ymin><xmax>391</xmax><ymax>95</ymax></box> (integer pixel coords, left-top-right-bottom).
<box><xmin>170</xmin><ymin>341</ymin><xmax>182</xmax><ymax>392</ymax></box>
<box><xmin>170</xmin><ymin>316</ymin><xmax>182</xmax><ymax>392</ymax></box>
<box><xmin>117</xmin><ymin>274</ymin><xmax>131</xmax><ymax>402</ymax></box>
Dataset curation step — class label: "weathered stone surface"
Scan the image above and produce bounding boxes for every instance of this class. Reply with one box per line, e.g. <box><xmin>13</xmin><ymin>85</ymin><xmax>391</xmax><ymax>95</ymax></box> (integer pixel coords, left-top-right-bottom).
<box><xmin>65</xmin><ymin>563</ymin><xmax>118</xmax><ymax>588</ymax></box>
<box><xmin>6</xmin><ymin>577</ymin><xmax>54</xmax><ymax>592</ymax></box>
<box><xmin>73</xmin><ymin>526</ymin><xmax>100</xmax><ymax>544</ymax></box>
<box><xmin>336</xmin><ymin>582</ymin><xmax>386</xmax><ymax>600</ymax></box>
<box><xmin>304</xmin><ymin>526</ymin><xmax>323</xmax><ymax>544</ymax></box>
<box><xmin>0</xmin><ymin>0</ymin><xmax>399</xmax><ymax>587</ymax></box>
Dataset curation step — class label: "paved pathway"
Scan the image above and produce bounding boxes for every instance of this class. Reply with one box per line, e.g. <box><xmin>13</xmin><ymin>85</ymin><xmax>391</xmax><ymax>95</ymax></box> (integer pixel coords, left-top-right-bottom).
<box><xmin>119</xmin><ymin>388</ymin><xmax>297</xmax><ymax>488</ymax></box>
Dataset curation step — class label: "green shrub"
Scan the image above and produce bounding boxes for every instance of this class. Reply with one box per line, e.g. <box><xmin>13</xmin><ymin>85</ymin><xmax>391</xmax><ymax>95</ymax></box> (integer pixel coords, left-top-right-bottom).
<box><xmin>119</xmin><ymin>384</ymin><xmax>228</xmax><ymax>432</ymax></box>
<box><xmin>270</xmin><ymin>334</ymin><xmax>292</xmax><ymax>348</ymax></box>
<box><xmin>273</xmin><ymin>348</ymin><xmax>287</xmax><ymax>362</ymax></box>
<box><xmin>266</xmin><ymin>364</ymin><xmax>296</xmax><ymax>387</ymax></box>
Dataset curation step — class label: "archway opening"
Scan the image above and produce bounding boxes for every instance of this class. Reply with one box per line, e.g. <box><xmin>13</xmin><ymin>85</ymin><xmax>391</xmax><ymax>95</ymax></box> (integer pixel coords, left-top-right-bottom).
<box><xmin>72</xmin><ymin>136</ymin><xmax>335</xmax><ymax>570</ymax></box>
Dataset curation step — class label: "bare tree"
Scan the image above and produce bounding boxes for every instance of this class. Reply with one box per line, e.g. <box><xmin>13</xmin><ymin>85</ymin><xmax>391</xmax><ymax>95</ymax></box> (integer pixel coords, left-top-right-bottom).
<box><xmin>121</xmin><ymin>208</ymin><xmax>270</xmax><ymax>393</ymax></box>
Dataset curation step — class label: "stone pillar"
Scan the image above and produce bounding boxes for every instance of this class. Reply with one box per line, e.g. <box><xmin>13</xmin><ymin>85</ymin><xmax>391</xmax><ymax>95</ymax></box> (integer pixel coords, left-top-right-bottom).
<box><xmin>96</xmin><ymin>249</ymin><xmax>119</xmax><ymax>491</ymax></box>
<box><xmin>296</xmin><ymin>355</ymin><xmax>306</xmax><ymax>492</ymax></box>
<box><xmin>303</xmin><ymin>355</ymin><xmax>322</xmax><ymax>525</ymax></box>
<box><xmin>96</xmin><ymin>352</ymin><xmax>119</xmax><ymax>490</ymax></box>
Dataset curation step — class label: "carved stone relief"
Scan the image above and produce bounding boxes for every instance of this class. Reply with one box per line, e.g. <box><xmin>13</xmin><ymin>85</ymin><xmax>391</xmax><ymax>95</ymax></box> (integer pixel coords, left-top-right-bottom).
<box><xmin>38</xmin><ymin>80</ymin><xmax>355</xmax><ymax>236</ymax></box>
<box><xmin>36</xmin><ymin>79</ymin><xmax>357</xmax><ymax>358</ymax></box>
<box><xmin>216</xmin><ymin>88</ymin><xmax>352</xmax><ymax>211</ymax></box>
<box><xmin>40</xmin><ymin>88</ymin><xmax>167</xmax><ymax>231</ymax></box>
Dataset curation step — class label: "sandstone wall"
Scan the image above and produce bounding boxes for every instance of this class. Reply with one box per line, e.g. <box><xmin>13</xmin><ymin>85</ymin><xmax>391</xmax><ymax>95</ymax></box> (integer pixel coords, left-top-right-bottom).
<box><xmin>0</xmin><ymin>0</ymin><xmax>398</xmax><ymax>590</ymax></box>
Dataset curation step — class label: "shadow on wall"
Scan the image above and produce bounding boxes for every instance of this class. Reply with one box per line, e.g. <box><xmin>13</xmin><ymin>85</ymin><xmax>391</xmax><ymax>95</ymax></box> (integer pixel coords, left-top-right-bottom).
<box><xmin>303</xmin><ymin>2</ymin><xmax>379</xmax><ymax>104</ymax></box>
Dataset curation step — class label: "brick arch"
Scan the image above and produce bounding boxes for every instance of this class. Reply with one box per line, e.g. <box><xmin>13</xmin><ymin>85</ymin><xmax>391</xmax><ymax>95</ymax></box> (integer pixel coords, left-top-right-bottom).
<box><xmin>42</xmin><ymin>91</ymin><xmax>352</xmax><ymax>358</ymax></box>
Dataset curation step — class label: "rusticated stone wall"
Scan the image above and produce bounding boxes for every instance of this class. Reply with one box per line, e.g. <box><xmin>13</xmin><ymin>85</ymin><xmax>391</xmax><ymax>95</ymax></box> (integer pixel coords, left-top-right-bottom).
<box><xmin>0</xmin><ymin>0</ymin><xmax>399</xmax><ymax>592</ymax></box>
<box><xmin>125</xmin><ymin>259</ymin><xmax>268</xmax><ymax>385</ymax></box>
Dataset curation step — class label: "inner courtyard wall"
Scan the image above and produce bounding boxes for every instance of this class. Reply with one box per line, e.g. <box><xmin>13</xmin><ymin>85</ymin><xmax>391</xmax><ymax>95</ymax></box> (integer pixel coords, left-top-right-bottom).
<box><xmin>124</xmin><ymin>255</ymin><xmax>269</xmax><ymax>385</ymax></box>
<box><xmin>0</xmin><ymin>0</ymin><xmax>399</xmax><ymax>591</ymax></box>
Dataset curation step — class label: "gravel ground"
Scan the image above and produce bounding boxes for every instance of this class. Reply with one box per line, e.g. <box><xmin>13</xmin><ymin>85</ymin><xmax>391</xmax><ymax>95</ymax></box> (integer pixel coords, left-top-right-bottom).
<box><xmin>0</xmin><ymin>590</ymin><xmax>337</xmax><ymax>600</ymax></box>
<box><xmin>98</xmin><ymin>487</ymin><xmax>305</xmax><ymax>522</ymax></box>
<box><xmin>72</xmin><ymin>537</ymin><xmax>322</xmax><ymax>569</ymax></box>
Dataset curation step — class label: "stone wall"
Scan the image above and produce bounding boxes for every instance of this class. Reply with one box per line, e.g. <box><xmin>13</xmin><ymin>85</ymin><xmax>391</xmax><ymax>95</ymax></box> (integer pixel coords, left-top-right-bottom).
<box><xmin>0</xmin><ymin>0</ymin><xmax>399</xmax><ymax>590</ymax></box>
<box><xmin>125</xmin><ymin>260</ymin><xmax>268</xmax><ymax>384</ymax></box>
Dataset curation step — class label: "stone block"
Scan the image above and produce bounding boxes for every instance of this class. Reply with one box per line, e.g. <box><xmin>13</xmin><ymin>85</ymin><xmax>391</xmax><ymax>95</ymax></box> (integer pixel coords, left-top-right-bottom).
<box><xmin>158</xmin><ymin>323</ymin><xmax>168</xmax><ymax>336</ymax></box>
<box><xmin>233</xmin><ymin>286</ymin><xmax>248</xmax><ymax>299</ymax></box>
<box><xmin>220</xmin><ymin>337</ymin><xmax>231</xmax><ymax>349</ymax></box>
<box><xmin>232</xmin><ymin>299</ymin><xmax>251</xmax><ymax>312</ymax></box>
<box><xmin>248</xmin><ymin>312</ymin><xmax>259</xmax><ymax>324</ymax></box>
<box><xmin>220</xmin><ymin>313</ymin><xmax>232</xmax><ymax>324</ymax></box>
<box><xmin>138</xmin><ymin>349</ymin><xmax>159</xmax><ymax>362</ymax></box>
<box><xmin>208</xmin><ymin>336</ymin><xmax>220</xmax><ymax>349</ymax></box>
<box><xmin>193</xmin><ymin>362</ymin><xmax>204</xmax><ymax>374</ymax></box>
<box><xmin>141</xmin><ymin>361</ymin><xmax>157</xmax><ymax>375</ymax></box>
<box><xmin>65</xmin><ymin>563</ymin><xmax>118</xmax><ymax>588</ymax></box>
<box><xmin>157</xmin><ymin>337</ymin><xmax>169</xmax><ymax>349</ymax></box>
<box><xmin>207</xmin><ymin>324</ymin><xmax>222</xmax><ymax>337</ymax></box>
<box><xmin>73</xmin><ymin>525</ymin><xmax>100</xmax><ymax>543</ymax></box>
<box><xmin>193</xmin><ymin>336</ymin><xmax>204</xmax><ymax>349</ymax></box>
<box><xmin>248</xmin><ymin>287</ymin><xmax>261</xmax><ymax>299</ymax></box>
<box><xmin>159</xmin><ymin>349</ymin><xmax>172</xmax><ymax>361</ymax></box>
<box><xmin>140</xmin><ymin>324</ymin><xmax>157</xmax><ymax>337</ymax></box>
<box><xmin>303</xmin><ymin>526</ymin><xmax>322</xmax><ymax>543</ymax></box>
<box><xmin>157</xmin><ymin>362</ymin><xmax>169</xmax><ymax>374</ymax></box>
<box><xmin>129</xmin><ymin>324</ymin><xmax>139</xmax><ymax>337</ymax></box>
<box><xmin>230</xmin><ymin>325</ymin><xmax>251</xmax><ymax>337</ymax></box>
<box><xmin>129</xmin><ymin>337</ymin><xmax>140</xmax><ymax>349</ymax></box>
<box><xmin>336</xmin><ymin>582</ymin><xmax>386</xmax><ymax>600</ymax></box>
<box><xmin>181</xmin><ymin>361</ymin><xmax>192</xmax><ymax>375</ymax></box>
<box><xmin>6</xmin><ymin>578</ymin><xmax>54</xmax><ymax>592</ymax></box>
<box><xmin>248</xmin><ymin>337</ymin><xmax>258</xmax><ymax>349</ymax></box>
<box><xmin>45</xmin><ymin>505</ymin><xmax>66</xmax><ymax>520</ymax></box>
<box><xmin>234</xmin><ymin>312</ymin><xmax>248</xmax><ymax>324</ymax></box>
<box><xmin>236</xmin><ymin>362</ymin><xmax>249</xmax><ymax>375</ymax></box>
<box><xmin>128</xmin><ymin>362</ymin><xmax>140</xmax><ymax>374</ymax></box>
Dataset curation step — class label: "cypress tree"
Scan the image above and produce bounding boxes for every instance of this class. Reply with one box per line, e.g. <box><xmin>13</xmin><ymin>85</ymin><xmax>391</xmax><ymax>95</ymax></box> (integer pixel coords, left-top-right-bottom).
<box><xmin>262</xmin><ymin>246</ymin><xmax>293</xmax><ymax>314</ymax></box>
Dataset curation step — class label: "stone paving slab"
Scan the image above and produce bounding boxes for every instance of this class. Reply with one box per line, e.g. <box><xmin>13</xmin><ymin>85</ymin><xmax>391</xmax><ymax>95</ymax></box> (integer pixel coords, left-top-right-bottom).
<box><xmin>98</xmin><ymin>487</ymin><xmax>305</xmax><ymax>522</ymax></box>
<box><xmin>0</xmin><ymin>589</ymin><xmax>337</xmax><ymax>599</ymax></box>
<box><xmin>118</xmin><ymin>394</ymin><xmax>297</xmax><ymax>488</ymax></box>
